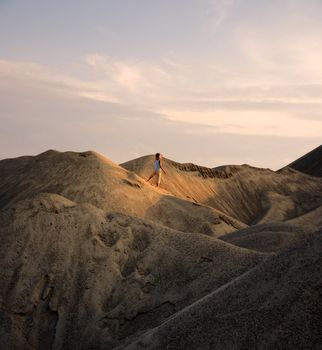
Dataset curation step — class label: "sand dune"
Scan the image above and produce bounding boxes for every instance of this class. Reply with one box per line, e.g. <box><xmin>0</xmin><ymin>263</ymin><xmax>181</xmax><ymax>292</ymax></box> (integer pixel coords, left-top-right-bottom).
<box><xmin>0</xmin><ymin>192</ymin><xmax>264</xmax><ymax>349</ymax></box>
<box><xmin>287</xmin><ymin>204</ymin><xmax>322</xmax><ymax>227</ymax></box>
<box><xmin>121</xmin><ymin>155</ymin><xmax>322</xmax><ymax>225</ymax></box>
<box><xmin>285</xmin><ymin>144</ymin><xmax>322</xmax><ymax>177</ymax></box>
<box><xmin>122</xmin><ymin>229</ymin><xmax>322</xmax><ymax>350</ymax></box>
<box><xmin>219</xmin><ymin>222</ymin><xmax>311</xmax><ymax>252</ymax></box>
<box><xmin>0</xmin><ymin>150</ymin><xmax>241</xmax><ymax>237</ymax></box>
<box><xmin>0</xmin><ymin>146</ymin><xmax>321</xmax><ymax>349</ymax></box>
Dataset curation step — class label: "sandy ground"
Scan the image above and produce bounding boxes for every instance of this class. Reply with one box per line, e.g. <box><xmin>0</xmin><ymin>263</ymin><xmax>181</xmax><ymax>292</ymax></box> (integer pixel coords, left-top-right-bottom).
<box><xmin>121</xmin><ymin>155</ymin><xmax>322</xmax><ymax>225</ymax></box>
<box><xmin>122</xmin><ymin>230</ymin><xmax>322</xmax><ymax>350</ymax></box>
<box><xmin>0</xmin><ymin>147</ymin><xmax>321</xmax><ymax>349</ymax></box>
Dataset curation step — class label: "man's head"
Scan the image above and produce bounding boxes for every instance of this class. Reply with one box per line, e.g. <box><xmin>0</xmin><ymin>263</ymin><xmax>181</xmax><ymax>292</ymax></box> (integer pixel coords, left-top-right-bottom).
<box><xmin>155</xmin><ymin>153</ymin><xmax>160</xmax><ymax>159</ymax></box>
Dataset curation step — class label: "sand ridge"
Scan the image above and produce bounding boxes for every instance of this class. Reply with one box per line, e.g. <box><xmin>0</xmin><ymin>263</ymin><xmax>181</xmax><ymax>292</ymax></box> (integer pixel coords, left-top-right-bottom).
<box><xmin>121</xmin><ymin>154</ymin><xmax>322</xmax><ymax>225</ymax></box>
<box><xmin>0</xmin><ymin>150</ymin><xmax>242</xmax><ymax>237</ymax></box>
<box><xmin>285</xmin><ymin>144</ymin><xmax>322</xmax><ymax>177</ymax></box>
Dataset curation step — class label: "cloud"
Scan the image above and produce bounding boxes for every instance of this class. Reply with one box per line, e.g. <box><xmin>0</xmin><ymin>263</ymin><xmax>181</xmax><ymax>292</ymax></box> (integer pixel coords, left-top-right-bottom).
<box><xmin>162</xmin><ymin>108</ymin><xmax>322</xmax><ymax>138</ymax></box>
<box><xmin>1</xmin><ymin>1</ymin><xmax>322</xmax><ymax>168</ymax></box>
<box><xmin>204</xmin><ymin>0</ymin><xmax>238</xmax><ymax>33</ymax></box>
<box><xmin>227</xmin><ymin>0</ymin><xmax>322</xmax><ymax>84</ymax></box>
<box><xmin>82</xmin><ymin>53</ymin><xmax>322</xmax><ymax>109</ymax></box>
<box><xmin>0</xmin><ymin>59</ymin><xmax>119</xmax><ymax>103</ymax></box>
<box><xmin>0</xmin><ymin>56</ymin><xmax>321</xmax><ymax>169</ymax></box>
<box><xmin>232</xmin><ymin>27</ymin><xmax>322</xmax><ymax>84</ymax></box>
<box><xmin>83</xmin><ymin>54</ymin><xmax>170</xmax><ymax>96</ymax></box>
<box><xmin>2</xmin><ymin>53</ymin><xmax>322</xmax><ymax>142</ymax></box>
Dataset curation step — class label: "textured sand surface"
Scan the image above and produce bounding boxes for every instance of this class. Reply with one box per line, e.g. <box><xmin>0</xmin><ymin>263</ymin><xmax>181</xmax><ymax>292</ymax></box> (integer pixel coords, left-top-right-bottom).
<box><xmin>285</xmin><ymin>144</ymin><xmax>322</xmax><ymax>177</ymax></box>
<box><xmin>122</xmin><ymin>230</ymin><xmax>322</xmax><ymax>350</ymax></box>
<box><xmin>122</xmin><ymin>156</ymin><xmax>322</xmax><ymax>225</ymax></box>
<box><xmin>0</xmin><ymin>147</ymin><xmax>321</xmax><ymax>349</ymax></box>
<box><xmin>0</xmin><ymin>150</ymin><xmax>242</xmax><ymax>236</ymax></box>
<box><xmin>219</xmin><ymin>223</ymin><xmax>311</xmax><ymax>252</ymax></box>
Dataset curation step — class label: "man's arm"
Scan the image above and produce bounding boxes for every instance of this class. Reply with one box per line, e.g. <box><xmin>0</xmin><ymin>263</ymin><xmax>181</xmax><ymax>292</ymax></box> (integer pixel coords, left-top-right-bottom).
<box><xmin>160</xmin><ymin>160</ymin><xmax>167</xmax><ymax>174</ymax></box>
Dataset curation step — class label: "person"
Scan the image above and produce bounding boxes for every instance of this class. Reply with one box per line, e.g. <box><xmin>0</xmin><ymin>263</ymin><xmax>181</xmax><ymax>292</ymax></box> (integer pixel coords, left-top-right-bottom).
<box><xmin>147</xmin><ymin>153</ymin><xmax>166</xmax><ymax>187</ymax></box>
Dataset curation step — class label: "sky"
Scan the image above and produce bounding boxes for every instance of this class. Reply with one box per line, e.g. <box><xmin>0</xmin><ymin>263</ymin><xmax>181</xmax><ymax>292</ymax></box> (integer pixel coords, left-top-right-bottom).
<box><xmin>0</xmin><ymin>0</ymin><xmax>322</xmax><ymax>169</ymax></box>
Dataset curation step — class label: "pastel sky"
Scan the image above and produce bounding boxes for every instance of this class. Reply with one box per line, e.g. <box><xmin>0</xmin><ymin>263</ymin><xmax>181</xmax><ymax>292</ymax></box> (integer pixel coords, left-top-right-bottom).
<box><xmin>1</xmin><ymin>0</ymin><xmax>322</xmax><ymax>169</ymax></box>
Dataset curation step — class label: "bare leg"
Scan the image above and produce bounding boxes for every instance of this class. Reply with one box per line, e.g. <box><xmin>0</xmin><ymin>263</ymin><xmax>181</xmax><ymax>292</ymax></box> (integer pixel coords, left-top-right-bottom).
<box><xmin>156</xmin><ymin>171</ymin><xmax>161</xmax><ymax>187</ymax></box>
<box><xmin>147</xmin><ymin>172</ymin><xmax>156</xmax><ymax>182</ymax></box>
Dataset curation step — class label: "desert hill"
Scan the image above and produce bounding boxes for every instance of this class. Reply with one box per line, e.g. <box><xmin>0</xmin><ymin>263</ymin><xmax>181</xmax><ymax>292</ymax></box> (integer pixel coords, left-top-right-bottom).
<box><xmin>0</xmin><ymin>192</ymin><xmax>264</xmax><ymax>349</ymax></box>
<box><xmin>219</xmin><ymin>222</ymin><xmax>311</xmax><ymax>252</ymax></box>
<box><xmin>0</xmin><ymin>150</ymin><xmax>242</xmax><ymax>237</ymax></box>
<box><xmin>122</xmin><ymin>229</ymin><xmax>322</xmax><ymax>350</ymax></box>
<box><xmin>0</xmin><ymin>147</ymin><xmax>322</xmax><ymax>349</ymax></box>
<box><xmin>121</xmin><ymin>154</ymin><xmax>322</xmax><ymax>225</ymax></box>
<box><xmin>285</xmin><ymin>144</ymin><xmax>322</xmax><ymax>177</ymax></box>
